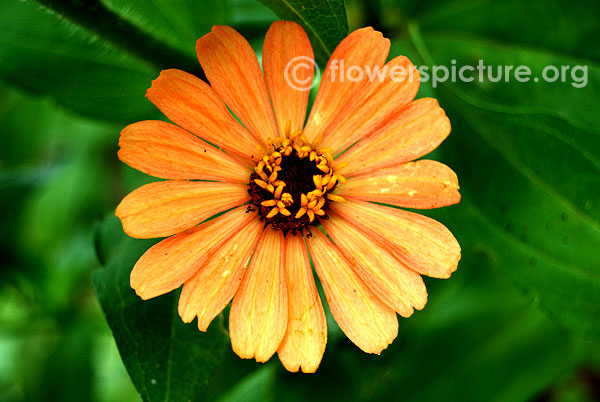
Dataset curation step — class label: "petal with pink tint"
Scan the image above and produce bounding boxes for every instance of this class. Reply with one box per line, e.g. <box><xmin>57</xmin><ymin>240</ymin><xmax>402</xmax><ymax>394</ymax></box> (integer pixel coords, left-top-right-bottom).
<box><xmin>331</xmin><ymin>200</ymin><xmax>460</xmax><ymax>278</ymax></box>
<box><xmin>178</xmin><ymin>217</ymin><xmax>264</xmax><ymax>331</ymax></box>
<box><xmin>197</xmin><ymin>26</ymin><xmax>279</xmax><ymax>143</ymax></box>
<box><xmin>278</xmin><ymin>234</ymin><xmax>327</xmax><ymax>373</ymax></box>
<box><xmin>116</xmin><ymin>181</ymin><xmax>250</xmax><ymax>239</ymax></box>
<box><xmin>130</xmin><ymin>207</ymin><xmax>256</xmax><ymax>300</ymax></box>
<box><xmin>336</xmin><ymin>98</ymin><xmax>451</xmax><ymax>176</ymax></box>
<box><xmin>322</xmin><ymin>56</ymin><xmax>420</xmax><ymax>155</ymax></box>
<box><xmin>118</xmin><ymin>121</ymin><xmax>251</xmax><ymax>182</ymax></box>
<box><xmin>263</xmin><ymin>21</ymin><xmax>314</xmax><ymax>135</ymax></box>
<box><xmin>230</xmin><ymin>229</ymin><xmax>287</xmax><ymax>363</ymax></box>
<box><xmin>303</xmin><ymin>27</ymin><xmax>390</xmax><ymax>141</ymax></box>
<box><xmin>322</xmin><ymin>214</ymin><xmax>427</xmax><ymax>317</ymax></box>
<box><xmin>146</xmin><ymin>69</ymin><xmax>260</xmax><ymax>160</ymax></box>
<box><xmin>305</xmin><ymin>229</ymin><xmax>398</xmax><ymax>354</ymax></box>
<box><xmin>336</xmin><ymin>160</ymin><xmax>460</xmax><ymax>209</ymax></box>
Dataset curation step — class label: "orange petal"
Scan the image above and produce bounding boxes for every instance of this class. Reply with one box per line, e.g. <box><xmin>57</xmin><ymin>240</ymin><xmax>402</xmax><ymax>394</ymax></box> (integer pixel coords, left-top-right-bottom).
<box><xmin>230</xmin><ymin>228</ymin><xmax>287</xmax><ymax>362</ymax></box>
<box><xmin>277</xmin><ymin>234</ymin><xmax>327</xmax><ymax>373</ymax></box>
<box><xmin>146</xmin><ymin>69</ymin><xmax>260</xmax><ymax>160</ymax></box>
<box><xmin>178</xmin><ymin>216</ymin><xmax>264</xmax><ymax>331</ymax></box>
<box><xmin>336</xmin><ymin>98</ymin><xmax>451</xmax><ymax>176</ymax></box>
<box><xmin>130</xmin><ymin>207</ymin><xmax>256</xmax><ymax>299</ymax></box>
<box><xmin>197</xmin><ymin>26</ymin><xmax>279</xmax><ymax>143</ymax></box>
<box><xmin>321</xmin><ymin>56</ymin><xmax>420</xmax><ymax>155</ymax></box>
<box><xmin>336</xmin><ymin>160</ymin><xmax>460</xmax><ymax>209</ymax></box>
<box><xmin>116</xmin><ymin>181</ymin><xmax>250</xmax><ymax>239</ymax></box>
<box><xmin>331</xmin><ymin>200</ymin><xmax>460</xmax><ymax>278</ymax></box>
<box><xmin>118</xmin><ymin>120</ymin><xmax>251</xmax><ymax>182</ymax></box>
<box><xmin>303</xmin><ymin>27</ymin><xmax>390</xmax><ymax>141</ymax></box>
<box><xmin>322</xmin><ymin>214</ymin><xmax>427</xmax><ymax>317</ymax></box>
<box><xmin>305</xmin><ymin>229</ymin><xmax>398</xmax><ymax>354</ymax></box>
<box><xmin>263</xmin><ymin>21</ymin><xmax>314</xmax><ymax>135</ymax></box>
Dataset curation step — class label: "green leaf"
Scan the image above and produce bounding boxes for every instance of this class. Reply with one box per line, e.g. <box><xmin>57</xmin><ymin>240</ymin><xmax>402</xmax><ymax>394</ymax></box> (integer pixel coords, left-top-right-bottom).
<box><xmin>380</xmin><ymin>0</ymin><xmax>600</xmax><ymax>63</ymax></box>
<box><xmin>92</xmin><ymin>214</ymin><xmax>231</xmax><ymax>402</ymax></box>
<box><xmin>403</xmin><ymin>25</ymin><xmax>600</xmax><ymax>339</ymax></box>
<box><xmin>416</xmin><ymin>0</ymin><xmax>600</xmax><ymax>63</ymax></box>
<box><xmin>257</xmin><ymin>0</ymin><xmax>348</xmax><ymax>64</ymax></box>
<box><xmin>270</xmin><ymin>262</ymin><xmax>579</xmax><ymax>402</ymax></box>
<box><xmin>0</xmin><ymin>1</ymin><xmax>159</xmax><ymax>123</ymax></box>
<box><xmin>0</xmin><ymin>0</ymin><xmax>229</xmax><ymax>123</ymax></box>
<box><xmin>100</xmin><ymin>0</ymin><xmax>226</xmax><ymax>61</ymax></box>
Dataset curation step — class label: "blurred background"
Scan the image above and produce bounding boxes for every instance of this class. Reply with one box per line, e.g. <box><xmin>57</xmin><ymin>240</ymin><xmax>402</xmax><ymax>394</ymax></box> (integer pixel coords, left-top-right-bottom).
<box><xmin>0</xmin><ymin>0</ymin><xmax>599</xmax><ymax>401</ymax></box>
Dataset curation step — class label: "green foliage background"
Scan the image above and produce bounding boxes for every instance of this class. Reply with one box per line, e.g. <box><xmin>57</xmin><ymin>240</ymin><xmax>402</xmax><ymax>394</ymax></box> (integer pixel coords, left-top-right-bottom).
<box><xmin>1</xmin><ymin>0</ymin><xmax>599</xmax><ymax>401</ymax></box>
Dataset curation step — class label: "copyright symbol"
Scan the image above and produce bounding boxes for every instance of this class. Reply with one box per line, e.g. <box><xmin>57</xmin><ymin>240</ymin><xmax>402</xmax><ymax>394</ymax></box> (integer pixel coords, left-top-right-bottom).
<box><xmin>284</xmin><ymin>56</ymin><xmax>320</xmax><ymax>91</ymax></box>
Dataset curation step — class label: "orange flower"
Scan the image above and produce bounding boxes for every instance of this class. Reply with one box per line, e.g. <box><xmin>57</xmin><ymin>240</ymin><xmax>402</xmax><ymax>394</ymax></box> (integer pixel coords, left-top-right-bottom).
<box><xmin>116</xmin><ymin>21</ymin><xmax>460</xmax><ymax>373</ymax></box>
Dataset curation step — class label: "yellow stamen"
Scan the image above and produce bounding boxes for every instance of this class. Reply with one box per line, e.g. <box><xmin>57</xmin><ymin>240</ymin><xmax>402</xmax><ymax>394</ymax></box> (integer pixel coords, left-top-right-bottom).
<box><xmin>295</xmin><ymin>207</ymin><xmax>307</xmax><ymax>219</ymax></box>
<box><xmin>274</xmin><ymin>184</ymin><xmax>285</xmax><ymax>199</ymax></box>
<box><xmin>279</xmin><ymin>208</ymin><xmax>291</xmax><ymax>216</ymax></box>
<box><xmin>281</xmin><ymin>193</ymin><xmax>293</xmax><ymax>206</ymax></box>
<box><xmin>301</xmin><ymin>194</ymin><xmax>308</xmax><ymax>207</ymax></box>
<box><xmin>266</xmin><ymin>207</ymin><xmax>279</xmax><ymax>219</ymax></box>
<box><xmin>257</xmin><ymin>170</ymin><xmax>269</xmax><ymax>181</ymax></box>
<box><xmin>317</xmin><ymin>164</ymin><xmax>330</xmax><ymax>173</ymax></box>
<box><xmin>254</xmin><ymin>179</ymin><xmax>268</xmax><ymax>190</ymax></box>
<box><xmin>313</xmin><ymin>175</ymin><xmax>323</xmax><ymax>190</ymax></box>
<box><xmin>309</xmin><ymin>189</ymin><xmax>323</xmax><ymax>198</ymax></box>
<box><xmin>327</xmin><ymin>193</ymin><xmax>346</xmax><ymax>202</ymax></box>
<box><xmin>261</xmin><ymin>199</ymin><xmax>277</xmax><ymax>207</ymax></box>
<box><xmin>307</xmin><ymin>210</ymin><xmax>315</xmax><ymax>222</ymax></box>
<box><xmin>326</xmin><ymin>175</ymin><xmax>338</xmax><ymax>189</ymax></box>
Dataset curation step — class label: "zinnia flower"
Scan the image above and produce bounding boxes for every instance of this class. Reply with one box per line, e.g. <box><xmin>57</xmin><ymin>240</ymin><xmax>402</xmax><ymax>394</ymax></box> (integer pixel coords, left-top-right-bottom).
<box><xmin>116</xmin><ymin>21</ymin><xmax>461</xmax><ymax>373</ymax></box>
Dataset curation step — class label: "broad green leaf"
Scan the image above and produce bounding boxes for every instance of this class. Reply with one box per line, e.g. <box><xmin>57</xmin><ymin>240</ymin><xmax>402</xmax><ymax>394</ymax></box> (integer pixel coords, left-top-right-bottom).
<box><xmin>270</xmin><ymin>261</ymin><xmax>579</xmax><ymax>402</ymax></box>
<box><xmin>420</xmin><ymin>35</ymin><xmax>600</xmax><ymax>135</ymax></box>
<box><xmin>93</xmin><ymin>214</ymin><xmax>231</xmax><ymax>402</ymax></box>
<box><xmin>380</xmin><ymin>0</ymin><xmax>600</xmax><ymax>63</ymax></box>
<box><xmin>402</xmin><ymin>25</ymin><xmax>600</xmax><ymax>339</ymax></box>
<box><xmin>257</xmin><ymin>0</ymin><xmax>348</xmax><ymax>64</ymax></box>
<box><xmin>0</xmin><ymin>0</ymin><xmax>159</xmax><ymax>123</ymax></box>
<box><xmin>101</xmin><ymin>0</ymin><xmax>226</xmax><ymax>60</ymax></box>
<box><xmin>0</xmin><ymin>0</ymin><xmax>228</xmax><ymax>123</ymax></box>
<box><xmin>416</xmin><ymin>0</ymin><xmax>600</xmax><ymax>63</ymax></box>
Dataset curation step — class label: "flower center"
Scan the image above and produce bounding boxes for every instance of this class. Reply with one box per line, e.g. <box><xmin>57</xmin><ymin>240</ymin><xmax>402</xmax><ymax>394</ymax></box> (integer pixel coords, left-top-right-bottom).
<box><xmin>247</xmin><ymin>125</ymin><xmax>347</xmax><ymax>232</ymax></box>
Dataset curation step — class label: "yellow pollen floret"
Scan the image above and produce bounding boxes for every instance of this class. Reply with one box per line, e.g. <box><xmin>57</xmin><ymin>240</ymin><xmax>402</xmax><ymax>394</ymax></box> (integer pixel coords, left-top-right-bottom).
<box><xmin>273</xmin><ymin>184</ymin><xmax>285</xmax><ymax>199</ymax></box>
<box><xmin>266</xmin><ymin>207</ymin><xmax>279</xmax><ymax>219</ymax></box>
<box><xmin>281</xmin><ymin>193</ymin><xmax>293</xmax><ymax>206</ymax></box>
<box><xmin>251</xmin><ymin>125</ymin><xmax>349</xmax><ymax>227</ymax></box>
<box><xmin>313</xmin><ymin>175</ymin><xmax>323</xmax><ymax>190</ymax></box>
<box><xmin>254</xmin><ymin>179</ymin><xmax>268</xmax><ymax>190</ymax></box>
<box><xmin>327</xmin><ymin>193</ymin><xmax>346</xmax><ymax>202</ymax></box>
<box><xmin>295</xmin><ymin>207</ymin><xmax>307</xmax><ymax>219</ymax></box>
